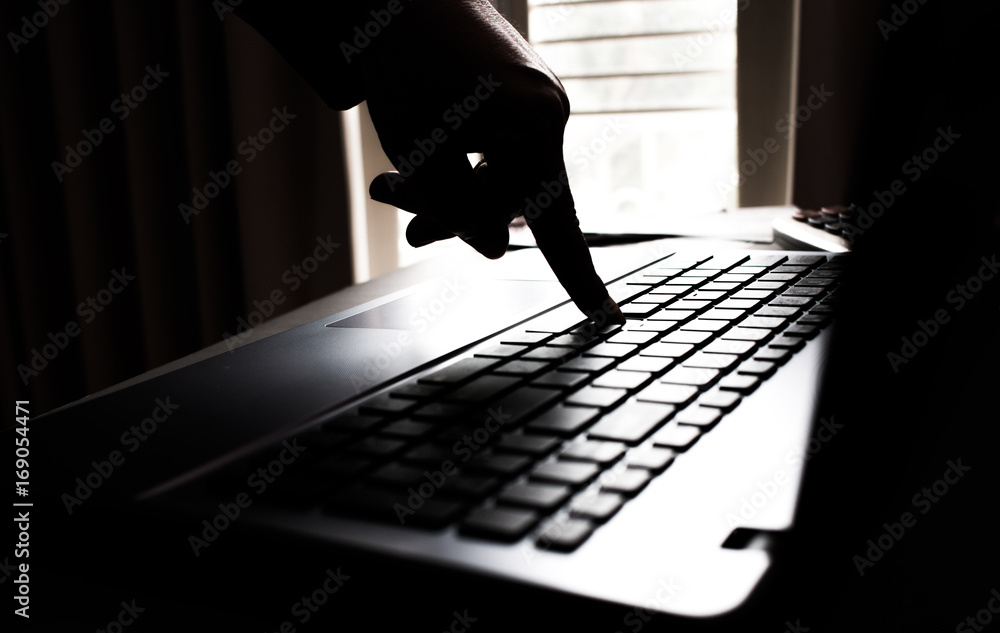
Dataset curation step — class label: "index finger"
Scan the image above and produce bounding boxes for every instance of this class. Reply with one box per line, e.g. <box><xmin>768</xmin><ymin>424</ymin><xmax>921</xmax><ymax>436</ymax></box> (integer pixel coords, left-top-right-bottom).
<box><xmin>485</xmin><ymin>122</ymin><xmax>624</xmax><ymax>324</ymax></box>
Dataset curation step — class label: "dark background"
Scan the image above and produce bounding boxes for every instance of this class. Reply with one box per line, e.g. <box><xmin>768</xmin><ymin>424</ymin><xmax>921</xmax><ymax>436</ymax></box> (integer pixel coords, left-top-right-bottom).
<box><xmin>4</xmin><ymin>1</ymin><xmax>1000</xmax><ymax>631</ymax></box>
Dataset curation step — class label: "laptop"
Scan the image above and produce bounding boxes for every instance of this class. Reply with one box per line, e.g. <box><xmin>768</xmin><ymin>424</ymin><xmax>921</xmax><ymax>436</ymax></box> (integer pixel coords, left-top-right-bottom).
<box><xmin>28</xmin><ymin>240</ymin><xmax>840</xmax><ymax>624</ymax></box>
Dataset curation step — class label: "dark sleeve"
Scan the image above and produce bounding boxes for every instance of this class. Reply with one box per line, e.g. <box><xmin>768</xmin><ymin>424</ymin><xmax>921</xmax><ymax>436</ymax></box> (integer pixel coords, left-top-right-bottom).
<box><xmin>230</xmin><ymin>0</ymin><xmax>380</xmax><ymax>110</ymax></box>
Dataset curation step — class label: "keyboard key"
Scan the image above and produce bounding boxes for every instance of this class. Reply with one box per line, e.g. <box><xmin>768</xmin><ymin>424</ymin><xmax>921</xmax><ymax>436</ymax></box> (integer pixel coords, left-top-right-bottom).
<box><xmin>648</xmin><ymin>309</ymin><xmax>695</xmax><ymax>321</ymax></box>
<box><xmin>617</xmin><ymin>355</ymin><xmax>674</xmax><ymax>373</ymax></box>
<box><xmin>683</xmin><ymin>351</ymin><xmax>739</xmax><ymax>369</ymax></box>
<box><xmin>626</xmin><ymin>448</ymin><xmax>676</xmax><ymax>471</ymax></box>
<box><xmin>592</xmin><ymin>370</ymin><xmax>651</xmax><ymax>391</ymax></box>
<box><xmin>636</xmin><ymin>383</ymin><xmax>699</xmax><ymax>406</ymax></box>
<box><xmin>560</xmin><ymin>440</ymin><xmax>626</xmax><ymax>465</ymax></box>
<box><xmin>660</xmin><ymin>366</ymin><xmax>719</xmax><ymax>387</ymax></box>
<box><xmin>368</xmin><ymin>463</ymin><xmax>425</xmax><ymax>488</ymax></box>
<box><xmin>661</xmin><ymin>330</ymin><xmax>712</xmax><ymax>344</ymax></box>
<box><xmin>347</xmin><ymin>436</ymin><xmax>408</xmax><ymax>457</ymax></box>
<box><xmin>702</xmin><ymin>309</ymin><xmax>746</xmax><ymax>321</ymax></box>
<box><xmin>531</xmin><ymin>371</ymin><xmax>589</xmax><ymax>389</ymax></box>
<box><xmin>445</xmin><ymin>375</ymin><xmax>520</xmax><ymax>403</ymax></box>
<box><xmin>674</xmin><ymin>406</ymin><xmax>722</xmax><ymax>427</ymax></box>
<box><xmin>494</xmin><ymin>434</ymin><xmax>561</xmax><ymax>456</ymax></box>
<box><xmin>620</xmin><ymin>304</ymin><xmax>660</xmax><ymax>319</ymax></box>
<box><xmin>739</xmin><ymin>316</ymin><xmax>787</xmax><ymax>329</ymax></box>
<box><xmin>768</xmin><ymin>335</ymin><xmax>806</xmax><ymax>350</ymax></box>
<box><xmin>494</xmin><ymin>386</ymin><xmax>563</xmax><ymax>425</ymax></box>
<box><xmin>687</xmin><ymin>290</ymin><xmax>726</xmax><ymax>301</ymax></box>
<box><xmin>737</xmin><ymin>360</ymin><xmax>777</xmax><ymax>377</ymax></box>
<box><xmin>461</xmin><ymin>507</ymin><xmax>539</xmax><ymax>541</ymax></box>
<box><xmin>583</xmin><ymin>342</ymin><xmax>638</xmax><ymax>359</ymax></box>
<box><xmin>559</xmin><ymin>356</ymin><xmax>615</xmax><ymax>373</ymax></box>
<box><xmin>525</xmin><ymin>405</ymin><xmax>599</xmax><ymax>436</ymax></box>
<box><xmin>566</xmin><ymin>386</ymin><xmax>629</xmax><ymax>409</ymax></box>
<box><xmin>419</xmin><ymin>357</ymin><xmax>498</xmax><ymax>385</ymax></box>
<box><xmin>732</xmin><ymin>290</ymin><xmax>772</xmax><ymax>300</ymax></box>
<box><xmin>570</xmin><ymin>493</ymin><xmax>625</xmax><ymax>522</ymax></box>
<box><xmin>680</xmin><ymin>319</ymin><xmax>727</xmax><ymax>332</ymax></box>
<box><xmin>401</xmin><ymin>443</ymin><xmax>452</xmax><ymax>465</ymax></box>
<box><xmin>702</xmin><ymin>339</ymin><xmax>756</xmax><ymax>358</ymax></box>
<box><xmin>755</xmin><ymin>305</ymin><xmax>801</xmax><ymax>318</ymax></box>
<box><xmin>721</xmin><ymin>327</ymin><xmax>772</xmax><ymax>342</ymax></box>
<box><xmin>523</xmin><ymin>346</ymin><xmax>576</xmax><ymax>362</ymax></box>
<box><xmin>698</xmin><ymin>389</ymin><xmax>742</xmax><ymax>411</ymax></box>
<box><xmin>665</xmin><ymin>299</ymin><xmax>711</xmax><ymax>311</ymax></box>
<box><xmin>769</xmin><ymin>295</ymin><xmax>813</xmax><ymax>307</ymax></box>
<box><xmin>494</xmin><ymin>359</ymin><xmax>551</xmax><ymax>376</ymax></box>
<box><xmin>465</xmin><ymin>453</ymin><xmax>532</xmax><ymax>478</ymax></box>
<box><xmin>546</xmin><ymin>333</ymin><xmax>600</xmax><ymax>348</ymax></box>
<box><xmin>651</xmin><ymin>424</ymin><xmax>702</xmax><ymax>450</ymax></box>
<box><xmin>607</xmin><ymin>331</ymin><xmax>659</xmax><ymax>346</ymax></box>
<box><xmin>437</xmin><ymin>474</ymin><xmax>501</xmax><ymax>501</ymax></box>
<box><xmin>754</xmin><ymin>347</ymin><xmax>791</xmax><ymax>364</ymax></box>
<box><xmin>537</xmin><ymin>518</ymin><xmax>595</xmax><ymax>551</ymax></box>
<box><xmin>623</xmin><ymin>320</ymin><xmax>677</xmax><ymax>334</ymax></box>
<box><xmin>640</xmin><ymin>342</ymin><xmax>694</xmax><ymax>358</ymax></box>
<box><xmin>588</xmin><ymin>401</ymin><xmax>675</xmax><ymax>444</ymax></box>
<box><xmin>601</xmin><ymin>469</ymin><xmax>653</xmax><ymax>496</ymax></box>
<box><xmin>475</xmin><ymin>344</ymin><xmax>527</xmax><ymax>358</ymax></box>
<box><xmin>716</xmin><ymin>299</ymin><xmax>760</xmax><ymax>310</ymax></box>
<box><xmin>783</xmin><ymin>324</ymin><xmax>819</xmax><ymax>338</ymax></box>
<box><xmin>380</xmin><ymin>420</ymin><xmax>436</xmax><ymax>438</ymax></box>
<box><xmin>532</xmin><ymin>461</ymin><xmax>600</xmax><ymax>486</ymax></box>
<box><xmin>783</xmin><ymin>286</ymin><xmax>825</xmax><ymax>297</ymax></box>
<box><xmin>498</xmin><ymin>482</ymin><xmax>572</xmax><ymax>511</ymax></box>
<box><xmin>717</xmin><ymin>373</ymin><xmax>761</xmax><ymax>393</ymax></box>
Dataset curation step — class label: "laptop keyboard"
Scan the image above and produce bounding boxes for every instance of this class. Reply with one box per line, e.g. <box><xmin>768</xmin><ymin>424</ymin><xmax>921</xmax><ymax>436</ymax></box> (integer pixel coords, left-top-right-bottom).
<box><xmin>243</xmin><ymin>252</ymin><xmax>844</xmax><ymax>552</ymax></box>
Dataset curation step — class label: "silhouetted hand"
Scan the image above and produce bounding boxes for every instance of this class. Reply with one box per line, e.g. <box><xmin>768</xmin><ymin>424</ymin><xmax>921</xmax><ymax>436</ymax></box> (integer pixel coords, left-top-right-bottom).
<box><xmin>235</xmin><ymin>0</ymin><xmax>622</xmax><ymax>322</ymax></box>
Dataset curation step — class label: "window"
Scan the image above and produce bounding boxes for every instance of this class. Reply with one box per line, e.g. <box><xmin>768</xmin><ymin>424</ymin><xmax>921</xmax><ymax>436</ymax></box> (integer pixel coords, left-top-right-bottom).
<box><xmin>526</xmin><ymin>0</ymin><xmax>740</xmax><ymax>231</ymax></box>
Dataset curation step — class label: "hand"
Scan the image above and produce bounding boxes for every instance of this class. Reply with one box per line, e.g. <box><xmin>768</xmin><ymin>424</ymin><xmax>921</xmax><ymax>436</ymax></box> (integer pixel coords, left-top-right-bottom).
<box><xmin>358</xmin><ymin>0</ymin><xmax>623</xmax><ymax>323</ymax></box>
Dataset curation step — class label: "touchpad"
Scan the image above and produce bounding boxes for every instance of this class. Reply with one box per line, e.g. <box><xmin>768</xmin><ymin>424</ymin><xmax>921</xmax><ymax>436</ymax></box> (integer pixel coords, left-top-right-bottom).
<box><xmin>328</xmin><ymin>278</ymin><xmax>562</xmax><ymax>333</ymax></box>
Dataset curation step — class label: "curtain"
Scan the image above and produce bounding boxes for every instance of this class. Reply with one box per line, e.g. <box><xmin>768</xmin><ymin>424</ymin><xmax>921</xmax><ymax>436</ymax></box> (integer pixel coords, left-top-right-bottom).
<box><xmin>1</xmin><ymin>0</ymin><xmax>354</xmax><ymax>414</ymax></box>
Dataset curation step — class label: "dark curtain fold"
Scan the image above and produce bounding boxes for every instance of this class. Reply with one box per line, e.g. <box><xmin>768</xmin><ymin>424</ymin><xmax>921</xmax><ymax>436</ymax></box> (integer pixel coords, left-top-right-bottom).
<box><xmin>1</xmin><ymin>0</ymin><xmax>354</xmax><ymax>414</ymax></box>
